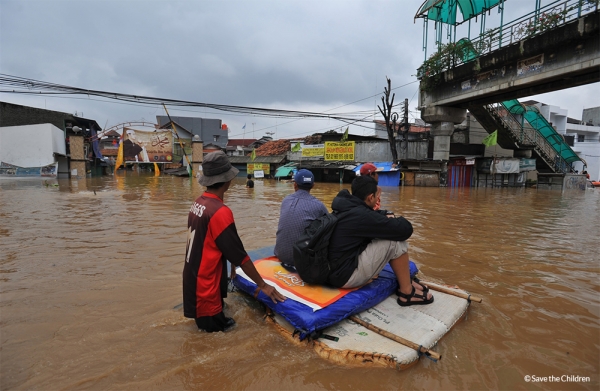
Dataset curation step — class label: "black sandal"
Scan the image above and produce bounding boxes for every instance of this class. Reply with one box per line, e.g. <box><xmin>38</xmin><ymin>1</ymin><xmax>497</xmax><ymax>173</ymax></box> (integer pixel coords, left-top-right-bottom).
<box><xmin>412</xmin><ymin>277</ymin><xmax>429</xmax><ymax>293</ymax></box>
<box><xmin>396</xmin><ymin>277</ymin><xmax>429</xmax><ymax>296</ymax></box>
<box><xmin>397</xmin><ymin>286</ymin><xmax>434</xmax><ymax>307</ymax></box>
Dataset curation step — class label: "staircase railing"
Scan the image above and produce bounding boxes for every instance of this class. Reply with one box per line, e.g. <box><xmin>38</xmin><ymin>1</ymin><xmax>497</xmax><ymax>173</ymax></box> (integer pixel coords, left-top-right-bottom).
<box><xmin>483</xmin><ymin>103</ymin><xmax>572</xmax><ymax>174</ymax></box>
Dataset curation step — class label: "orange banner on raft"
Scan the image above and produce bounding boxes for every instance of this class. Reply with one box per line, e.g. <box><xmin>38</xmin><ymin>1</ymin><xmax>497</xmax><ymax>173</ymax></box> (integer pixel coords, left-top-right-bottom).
<box><xmin>253</xmin><ymin>257</ymin><xmax>356</xmax><ymax>308</ymax></box>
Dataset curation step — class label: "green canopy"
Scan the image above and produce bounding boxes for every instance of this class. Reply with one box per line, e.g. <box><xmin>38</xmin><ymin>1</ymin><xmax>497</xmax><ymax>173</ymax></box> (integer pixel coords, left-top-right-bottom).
<box><xmin>274</xmin><ymin>165</ymin><xmax>296</xmax><ymax>178</ymax></box>
<box><xmin>502</xmin><ymin>100</ymin><xmax>581</xmax><ymax>164</ymax></box>
<box><xmin>415</xmin><ymin>0</ymin><xmax>503</xmax><ymax>26</ymax></box>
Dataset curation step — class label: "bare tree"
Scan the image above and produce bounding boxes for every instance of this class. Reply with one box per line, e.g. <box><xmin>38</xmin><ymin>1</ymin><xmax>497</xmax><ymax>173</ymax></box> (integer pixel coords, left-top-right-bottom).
<box><xmin>378</xmin><ymin>77</ymin><xmax>398</xmax><ymax>163</ymax></box>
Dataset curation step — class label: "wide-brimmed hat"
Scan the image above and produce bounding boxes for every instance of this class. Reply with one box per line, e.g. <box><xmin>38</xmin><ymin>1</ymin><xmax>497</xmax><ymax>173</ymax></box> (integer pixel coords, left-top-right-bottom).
<box><xmin>198</xmin><ymin>151</ymin><xmax>239</xmax><ymax>186</ymax></box>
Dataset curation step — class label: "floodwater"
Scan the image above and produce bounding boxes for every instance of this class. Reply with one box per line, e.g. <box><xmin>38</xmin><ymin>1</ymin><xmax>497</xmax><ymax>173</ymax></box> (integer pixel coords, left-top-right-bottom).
<box><xmin>1</xmin><ymin>173</ymin><xmax>598</xmax><ymax>391</ymax></box>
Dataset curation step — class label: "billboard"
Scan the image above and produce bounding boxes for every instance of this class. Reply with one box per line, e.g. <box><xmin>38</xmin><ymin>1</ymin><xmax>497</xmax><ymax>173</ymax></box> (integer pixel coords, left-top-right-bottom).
<box><xmin>324</xmin><ymin>141</ymin><xmax>355</xmax><ymax>161</ymax></box>
<box><xmin>247</xmin><ymin>163</ymin><xmax>270</xmax><ymax>175</ymax></box>
<box><xmin>301</xmin><ymin>144</ymin><xmax>325</xmax><ymax>157</ymax></box>
<box><xmin>124</xmin><ymin>128</ymin><xmax>174</xmax><ymax>163</ymax></box>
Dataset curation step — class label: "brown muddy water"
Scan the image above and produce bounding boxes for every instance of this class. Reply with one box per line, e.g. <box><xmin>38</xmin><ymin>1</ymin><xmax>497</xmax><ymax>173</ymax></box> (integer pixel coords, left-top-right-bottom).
<box><xmin>1</xmin><ymin>173</ymin><xmax>598</xmax><ymax>390</ymax></box>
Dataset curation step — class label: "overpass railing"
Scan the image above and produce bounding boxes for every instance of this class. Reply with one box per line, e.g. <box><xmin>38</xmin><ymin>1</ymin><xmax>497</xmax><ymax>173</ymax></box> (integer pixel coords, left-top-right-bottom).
<box><xmin>418</xmin><ymin>0</ymin><xmax>599</xmax><ymax>79</ymax></box>
<box><xmin>484</xmin><ymin>103</ymin><xmax>573</xmax><ymax>174</ymax></box>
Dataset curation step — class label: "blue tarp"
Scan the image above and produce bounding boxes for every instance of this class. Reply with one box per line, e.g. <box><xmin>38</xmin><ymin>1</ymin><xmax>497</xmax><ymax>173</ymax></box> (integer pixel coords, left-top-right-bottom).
<box><xmin>234</xmin><ymin>246</ymin><xmax>418</xmax><ymax>340</ymax></box>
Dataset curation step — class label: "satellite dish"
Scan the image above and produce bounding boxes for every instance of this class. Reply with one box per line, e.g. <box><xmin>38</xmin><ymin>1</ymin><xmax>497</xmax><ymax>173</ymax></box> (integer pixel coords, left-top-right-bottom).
<box><xmin>72</xmin><ymin>126</ymin><xmax>82</xmax><ymax>134</ymax></box>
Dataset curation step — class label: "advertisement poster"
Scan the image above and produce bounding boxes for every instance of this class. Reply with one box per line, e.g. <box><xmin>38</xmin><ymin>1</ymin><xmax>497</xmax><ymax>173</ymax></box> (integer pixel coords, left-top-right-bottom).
<box><xmin>301</xmin><ymin>144</ymin><xmax>325</xmax><ymax>157</ymax></box>
<box><xmin>247</xmin><ymin>163</ymin><xmax>270</xmax><ymax>175</ymax></box>
<box><xmin>324</xmin><ymin>141</ymin><xmax>355</xmax><ymax>161</ymax></box>
<box><xmin>123</xmin><ymin>128</ymin><xmax>174</xmax><ymax>163</ymax></box>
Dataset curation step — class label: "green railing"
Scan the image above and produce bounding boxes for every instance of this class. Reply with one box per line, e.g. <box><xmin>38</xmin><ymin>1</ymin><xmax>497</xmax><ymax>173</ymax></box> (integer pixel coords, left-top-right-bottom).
<box><xmin>418</xmin><ymin>0</ymin><xmax>599</xmax><ymax>79</ymax></box>
<box><xmin>484</xmin><ymin>102</ymin><xmax>575</xmax><ymax>174</ymax></box>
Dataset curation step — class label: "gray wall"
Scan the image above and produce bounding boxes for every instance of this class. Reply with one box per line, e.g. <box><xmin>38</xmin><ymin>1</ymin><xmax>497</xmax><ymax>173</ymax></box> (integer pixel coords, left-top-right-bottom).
<box><xmin>287</xmin><ymin>140</ymin><xmax>429</xmax><ymax>162</ymax></box>
<box><xmin>582</xmin><ymin>107</ymin><xmax>600</xmax><ymax>126</ymax></box>
<box><xmin>156</xmin><ymin>116</ymin><xmax>227</xmax><ymax>148</ymax></box>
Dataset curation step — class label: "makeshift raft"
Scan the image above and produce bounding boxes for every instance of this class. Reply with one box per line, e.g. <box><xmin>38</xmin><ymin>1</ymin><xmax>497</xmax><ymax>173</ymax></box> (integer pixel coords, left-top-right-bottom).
<box><xmin>235</xmin><ymin>246</ymin><xmax>475</xmax><ymax>370</ymax></box>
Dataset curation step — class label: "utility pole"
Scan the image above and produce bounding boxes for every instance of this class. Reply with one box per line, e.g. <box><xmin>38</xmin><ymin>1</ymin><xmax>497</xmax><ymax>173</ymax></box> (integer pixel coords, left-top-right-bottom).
<box><xmin>403</xmin><ymin>98</ymin><xmax>409</xmax><ymax>133</ymax></box>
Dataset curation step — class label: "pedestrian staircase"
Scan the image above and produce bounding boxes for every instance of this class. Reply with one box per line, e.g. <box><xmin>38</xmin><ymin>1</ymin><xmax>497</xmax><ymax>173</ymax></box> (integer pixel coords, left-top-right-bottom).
<box><xmin>468</xmin><ymin>100</ymin><xmax>581</xmax><ymax>174</ymax></box>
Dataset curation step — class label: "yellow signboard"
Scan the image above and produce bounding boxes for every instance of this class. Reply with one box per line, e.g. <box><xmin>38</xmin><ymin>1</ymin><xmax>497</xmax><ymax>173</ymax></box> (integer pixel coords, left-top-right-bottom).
<box><xmin>324</xmin><ymin>141</ymin><xmax>355</xmax><ymax>161</ymax></box>
<box><xmin>247</xmin><ymin>163</ymin><xmax>270</xmax><ymax>174</ymax></box>
<box><xmin>301</xmin><ymin>144</ymin><xmax>325</xmax><ymax>157</ymax></box>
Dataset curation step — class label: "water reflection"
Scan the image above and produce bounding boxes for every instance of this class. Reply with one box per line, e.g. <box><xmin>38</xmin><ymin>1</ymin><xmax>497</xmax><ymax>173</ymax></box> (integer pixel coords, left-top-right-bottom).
<box><xmin>0</xmin><ymin>175</ymin><xmax>598</xmax><ymax>390</ymax></box>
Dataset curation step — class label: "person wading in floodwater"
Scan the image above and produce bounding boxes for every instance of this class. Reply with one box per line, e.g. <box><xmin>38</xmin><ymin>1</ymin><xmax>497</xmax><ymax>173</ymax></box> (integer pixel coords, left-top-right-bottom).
<box><xmin>182</xmin><ymin>151</ymin><xmax>285</xmax><ymax>332</ymax></box>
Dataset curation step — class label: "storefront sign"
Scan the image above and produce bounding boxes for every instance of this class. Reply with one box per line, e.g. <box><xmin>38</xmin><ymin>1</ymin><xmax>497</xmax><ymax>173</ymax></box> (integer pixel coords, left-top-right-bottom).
<box><xmin>324</xmin><ymin>141</ymin><xmax>355</xmax><ymax>161</ymax></box>
<box><xmin>301</xmin><ymin>144</ymin><xmax>325</xmax><ymax>157</ymax></box>
<box><xmin>247</xmin><ymin>163</ymin><xmax>270</xmax><ymax>174</ymax></box>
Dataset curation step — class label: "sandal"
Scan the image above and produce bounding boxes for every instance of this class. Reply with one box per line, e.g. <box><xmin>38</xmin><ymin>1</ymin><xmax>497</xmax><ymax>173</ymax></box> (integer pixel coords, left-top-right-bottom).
<box><xmin>397</xmin><ymin>286</ymin><xmax>434</xmax><ymax>307</ymax></box>
<box><xmin>412</xmin><ymin>277</ymin><xmax>429</xmax><ymax>293</ymax></box>
<box><xmin>396</xmin><ymin>277</ymin><xmax>429</xmax><ymax>296</ymax></box>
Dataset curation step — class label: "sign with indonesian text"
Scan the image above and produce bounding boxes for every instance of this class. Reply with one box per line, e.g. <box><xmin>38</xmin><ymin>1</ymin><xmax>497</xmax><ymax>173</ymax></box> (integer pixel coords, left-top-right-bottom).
<box><xmin>301</xmin><ymin>144</ymin><xmax>325</xmax><ymax>157</ymax></box>
<box><xmin>247</xmin><ymin>163</ymin><xmax>270</xmax><ymax>174</ymax></box>
<box><xmin>324</xmin><ymin>141</ymin><xmax>355</xmax><ymax>161</ymax></box>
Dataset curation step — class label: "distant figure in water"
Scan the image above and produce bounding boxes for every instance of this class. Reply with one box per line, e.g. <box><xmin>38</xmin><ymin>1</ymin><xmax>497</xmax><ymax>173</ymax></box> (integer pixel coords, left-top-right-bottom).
<box><xmin>183</xmin><ymin>151</ymin><xmax>285</xmax><ymax>332</ymax></box>
<box><xmin>246</xmin><ymin>174</ymin><xmax>254</xmax><ymax>188</ymax></box>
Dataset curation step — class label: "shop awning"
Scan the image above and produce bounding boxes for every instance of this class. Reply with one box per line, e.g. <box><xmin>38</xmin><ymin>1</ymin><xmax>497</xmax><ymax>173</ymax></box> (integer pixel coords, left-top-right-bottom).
<box><xmin>275</xmin><ymin>166</ymin><xmax>296</xmax><ymax>178</ymax></box>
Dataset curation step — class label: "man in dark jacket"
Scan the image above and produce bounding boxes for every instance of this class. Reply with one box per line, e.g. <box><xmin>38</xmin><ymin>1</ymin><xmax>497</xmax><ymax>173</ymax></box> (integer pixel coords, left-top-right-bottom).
<box><xmin>328</xmin><ymin>175</ymin><xmax>433</xmax><ymax>306</ymax></box>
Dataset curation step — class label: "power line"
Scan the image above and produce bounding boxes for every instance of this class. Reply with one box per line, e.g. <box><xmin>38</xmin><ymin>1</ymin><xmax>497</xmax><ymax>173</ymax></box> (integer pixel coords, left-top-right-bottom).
<box><xmin>0</xmin><ymin>73</ymin><xmax>419</xmax><ymax>139</ymax></box>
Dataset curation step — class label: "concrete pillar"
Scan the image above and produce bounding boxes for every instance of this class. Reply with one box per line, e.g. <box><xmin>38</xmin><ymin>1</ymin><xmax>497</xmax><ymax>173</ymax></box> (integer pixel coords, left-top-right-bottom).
<box><xmin>421</xmin><ymin>106</ymin><xmax>467</xmax><ymax>161</ymax></box>
<box><xmin>69</xmin><ymin>135</ymin><xmax>86</xmax><ymax>179</ymax></box>
<box><xmin>430</xmin><ymin>121</ymin><xmax>455</xmax><ymax>161</ymax></box>
<box><xmin>191</xmin><ymin>138</ymin><xmax>204</xmax><ymax>176</ymax></box>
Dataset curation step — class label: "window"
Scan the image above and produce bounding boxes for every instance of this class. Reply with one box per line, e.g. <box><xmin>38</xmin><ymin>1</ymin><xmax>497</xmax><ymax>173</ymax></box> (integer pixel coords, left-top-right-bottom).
<box><xmin>213</xmin><ymin>135</ymin><xmax>220</xmax><ymax>142</ymax></box>
<box><xmin>577</xmin><ymin>134</ymin><xmax>585</xmax><ymax>142</ymax></box>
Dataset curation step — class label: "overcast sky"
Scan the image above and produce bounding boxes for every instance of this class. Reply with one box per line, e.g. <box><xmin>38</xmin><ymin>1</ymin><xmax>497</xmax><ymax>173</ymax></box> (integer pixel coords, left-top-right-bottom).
<box><xmin>1</xmin><ymin>0</ymin><xmax>598</xmax><ymax>140</ymax></box>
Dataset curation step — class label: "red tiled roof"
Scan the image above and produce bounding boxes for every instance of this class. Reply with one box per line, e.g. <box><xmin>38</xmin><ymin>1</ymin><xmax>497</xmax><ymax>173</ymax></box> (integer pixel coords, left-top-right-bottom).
<box><xmin>252</xmin><ymin>139</ymin><xmax>291</xmax><ymax>156</ymax></box>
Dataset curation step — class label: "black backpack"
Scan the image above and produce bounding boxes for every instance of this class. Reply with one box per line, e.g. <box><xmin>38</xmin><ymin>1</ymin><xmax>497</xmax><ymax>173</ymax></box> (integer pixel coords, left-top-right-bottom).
<box><xmin>292</xmin><ymin>212</ymin><xmax>343</xmax><ymax>284</ymax></box>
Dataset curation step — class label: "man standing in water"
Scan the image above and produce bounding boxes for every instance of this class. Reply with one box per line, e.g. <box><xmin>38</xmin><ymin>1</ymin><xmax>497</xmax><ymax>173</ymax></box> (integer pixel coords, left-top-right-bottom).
<box><xmin>183</xmin><ymin>151</ymin><xmax>285</xmax><ymax>332</ymax></box>
<box><xmin>274</xmin><ymin>169</ymin><xmax>328</xmax><ymax>270</ymax></box>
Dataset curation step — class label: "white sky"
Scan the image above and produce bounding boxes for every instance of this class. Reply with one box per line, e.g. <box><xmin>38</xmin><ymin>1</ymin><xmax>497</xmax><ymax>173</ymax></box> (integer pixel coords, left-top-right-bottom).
<box><xmin>1</xmin><ymin>0</ymin><xmax>598</xmax><ymax>140</ymax></box>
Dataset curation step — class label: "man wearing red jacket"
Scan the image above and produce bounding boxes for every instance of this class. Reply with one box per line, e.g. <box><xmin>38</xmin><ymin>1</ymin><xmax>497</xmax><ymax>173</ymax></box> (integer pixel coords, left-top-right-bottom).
<box><xmin>183</xmin><ymin>151</ymin><xmax>285</xmax><ymax>332</ymax></box>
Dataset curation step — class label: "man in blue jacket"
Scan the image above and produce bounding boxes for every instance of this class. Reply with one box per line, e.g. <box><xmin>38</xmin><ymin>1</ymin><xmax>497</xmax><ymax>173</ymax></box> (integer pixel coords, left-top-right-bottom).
<box><xmin>328</xmin><ymin>175</ymin><xmax>433</xmax><ymax>306</ymax></box>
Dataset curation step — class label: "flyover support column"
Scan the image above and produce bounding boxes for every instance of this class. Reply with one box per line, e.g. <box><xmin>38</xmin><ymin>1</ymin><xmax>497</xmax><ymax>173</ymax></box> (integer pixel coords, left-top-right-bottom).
<box><xmin>422</xmin><ymin>106</ymin><xmax>466</xmax><ymax>160</ymax></box>
<box><xmin>430</xmin><ymin>121</ymin><xmax>455</xmax><ymax>161</ymax></box>
<box><xmin>421</xmin><ymin>106</ymin><xmax>466</xmax><ymax>185</ymax></box>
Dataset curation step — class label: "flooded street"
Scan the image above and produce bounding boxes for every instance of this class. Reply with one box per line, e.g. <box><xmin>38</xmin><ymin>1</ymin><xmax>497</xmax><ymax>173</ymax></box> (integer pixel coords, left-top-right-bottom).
<box><xmin>1</xmin><ymin>174</ymin><xmax>598</xmax><ymax>390</ymax></box>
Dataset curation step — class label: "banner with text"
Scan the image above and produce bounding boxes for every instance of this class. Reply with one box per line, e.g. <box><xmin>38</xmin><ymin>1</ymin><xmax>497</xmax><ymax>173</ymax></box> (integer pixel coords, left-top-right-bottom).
<box><xmin>247</xmin><ymin>163</ymin><xmax>270</xmax><ymax>174</ymax></box>
<box><xmin>124</xmin><ymin>128</ymin><xmax>174</xmax><ymax>163</ymax></box>
<box><xmin>301</xmin><ymin>144</ymin><xmax>325</xmax><ymax>157</ymax></box>
<box><xmin>324</xmin><ymin>141</ymin><xmax>355</xmax><ymax>161</ymax></box>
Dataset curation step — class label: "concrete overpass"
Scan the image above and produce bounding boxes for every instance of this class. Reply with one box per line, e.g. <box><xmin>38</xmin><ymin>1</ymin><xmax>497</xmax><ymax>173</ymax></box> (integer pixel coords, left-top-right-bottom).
<box><xmin>419</xmin><ymin>10</ymin><xmax>600</xmax><ymax>164</ymax></box>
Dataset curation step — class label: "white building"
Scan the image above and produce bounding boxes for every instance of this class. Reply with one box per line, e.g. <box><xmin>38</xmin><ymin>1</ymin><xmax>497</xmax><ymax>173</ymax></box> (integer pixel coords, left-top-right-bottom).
<box><xmin>529</xmin><ymin>102</ymin><xmax>600</xmax><ymax>182</ymax></box>
<box><xmin>0</xmin><ymin>123</ymin><xmax>68</xmax><ymax>177</ymax></box>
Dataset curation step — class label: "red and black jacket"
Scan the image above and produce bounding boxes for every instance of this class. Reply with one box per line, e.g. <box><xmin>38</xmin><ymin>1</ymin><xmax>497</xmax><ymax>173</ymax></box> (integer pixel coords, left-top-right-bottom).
<box><xmin>183</xmin><ymin>192</ymin><xmax>250</xmax><ymax>318</ymax></box>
